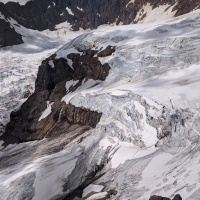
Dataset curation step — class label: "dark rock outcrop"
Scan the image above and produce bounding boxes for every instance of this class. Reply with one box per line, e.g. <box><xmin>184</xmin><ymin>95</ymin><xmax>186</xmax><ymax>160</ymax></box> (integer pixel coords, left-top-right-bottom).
<box><xmin>150</xmin><ymin>194</ymin><xmax>182</xmax><ymax>200</ymax></box>
<box><xmin>172</xmin><ymin>194</ymin><xmax>182</xmax><ymax>200</ymax></box>
<box><xmin>150</xmin><ymin>196</ymin><xmax>170</xmax><ymax>200</ymax></box>
<box><xmin>1</xmin><ymin>47</ymin><xmax>113</xmax><ymax>145</ymax></box>
<box><xmin>0</xmin><ymin>17</ymin><xmax>23</xmax><ymax>47</ymax></box>
<box><xmin>97</xmin><ymin>46</ymin><xmax>115</xmax><ymax>57</ymax></box>
<box><xmin>67</xmin><ymin>52</ymin><xmax>110</xmax><ymax>81</ymax></box>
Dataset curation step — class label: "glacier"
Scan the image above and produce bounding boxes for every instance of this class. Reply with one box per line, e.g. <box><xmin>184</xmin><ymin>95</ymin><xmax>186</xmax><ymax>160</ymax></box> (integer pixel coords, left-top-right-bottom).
<box><xmin>0</xmin><ymin>9</ymin><xmax>200</xmax><ymax>200</ymax></box>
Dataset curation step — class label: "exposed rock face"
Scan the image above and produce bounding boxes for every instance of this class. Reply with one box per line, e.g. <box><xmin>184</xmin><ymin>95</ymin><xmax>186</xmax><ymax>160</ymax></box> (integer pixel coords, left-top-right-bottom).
<box><xmin>150</xmin><ymin>195</ymin><xmax>170</xmax><ymax>200</ymax></box>
<box><xmin>1</xmin><ymin>47</ymin><xmax>113</xmax><ymax>145</ymax></box>
<box><xmin>1</xmin><ymin>0</ymin><xmax>200</xmax><ymax>32</ymax></box>
<box><xmin>172</xmin><ymin>194</ymin><xmax>182</xmax><ymax>200</ymax></box>
<box><xmin>149</xmin><ymin>194</ymin><xmax>182</xmax><ymax>200</ymax></box>
<box><xmin>35</xmin><ymin>49</ymin><xmax>110</xmax><ymax>92</ymax></box>
<box><xmin>0</xmin><ymin>17</ymin><xmax>23</xmax><ymax>47</ymax></box>
<box><xmin>97</xmin><ymin>46</ymin><xmax>115</xmax><ymax>57</ymax></box>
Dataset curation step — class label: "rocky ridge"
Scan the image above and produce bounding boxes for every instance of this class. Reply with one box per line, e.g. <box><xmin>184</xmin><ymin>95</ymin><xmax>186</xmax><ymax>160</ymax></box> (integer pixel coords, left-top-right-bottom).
<box><xmin>0</xmin><ymin>12</ymin><xmax>23</xmax><ymax>47</ymax></box>
<box><xmin>1</xmin><ymin>44</ymin><xmax>114</xmax><ymax>145</ymax></box>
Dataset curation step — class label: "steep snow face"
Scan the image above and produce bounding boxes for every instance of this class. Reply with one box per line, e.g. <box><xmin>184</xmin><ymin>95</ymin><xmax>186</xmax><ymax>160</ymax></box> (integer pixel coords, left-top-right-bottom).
<box><xmin>1</xmin><ymin>10</ymin><xmax>200</xmax><ymax>200</ymax></box>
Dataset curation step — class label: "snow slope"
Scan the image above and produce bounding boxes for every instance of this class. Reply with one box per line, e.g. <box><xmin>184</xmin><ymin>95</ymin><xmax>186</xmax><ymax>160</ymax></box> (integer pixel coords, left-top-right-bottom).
<box><xmin>0</xmin><ymin>9</ymin><xmax>200</xmax><ymax>200</ymax></box>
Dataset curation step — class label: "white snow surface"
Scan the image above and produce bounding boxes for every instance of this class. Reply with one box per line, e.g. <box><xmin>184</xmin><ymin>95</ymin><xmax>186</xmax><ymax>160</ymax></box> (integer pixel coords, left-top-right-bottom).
<box><xmin>66</xmin><ymin>7</ymin><xmax>74</xmax><ymax>16</ymax></box>
<box><xmin>86</xmin><ymin>192</ymin><xmax>108</xmax><ymax>200</ymax></box>
<box><xmin>77</xmin><ymin>6</ymin><xmax>83</xmax><ymax>12</ymax></box>
<box><xmin>134</xmin><ymin>3</ymin><xmax>177</xmax><ymax>23</ymax></box>
<box><xmin>83</xmin><ymin>184</ymin><xmax>104</xmax><ymax>197</ymax></box>
<box><xmin>111</xmin><ymin>144</ymin><xmax>156</xmax><ymax>168</ymax></box>
<box><xmin>38</xmin><ymin>101</ymin><xmax>54</xmax><ymax>121</ymax></box>
<box><xmin>0</xmin><ymin>10</ymin><xmax>200</xmax><ymax>200</ymax></box>
<box><xmin>48</xmin><ymin>60</ymin><xmax>55</xmax><ymax>68</ymax></box>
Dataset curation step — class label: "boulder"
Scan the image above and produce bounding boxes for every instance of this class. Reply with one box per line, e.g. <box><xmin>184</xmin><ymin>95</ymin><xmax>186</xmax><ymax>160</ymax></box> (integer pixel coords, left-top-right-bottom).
<box><xmin>150</xmin><ymin>195</ymin><xmax>170</xmax><ymax>200</ymax></box>
<box><xmin>172</xmin><ymin>194</ymin><xmax>182</xmax><ymax>200</ymax></box>
<box><xmin>0</xmin><ymin>18</ymin><xmax>23</xmax><ymax>47</ymax></box>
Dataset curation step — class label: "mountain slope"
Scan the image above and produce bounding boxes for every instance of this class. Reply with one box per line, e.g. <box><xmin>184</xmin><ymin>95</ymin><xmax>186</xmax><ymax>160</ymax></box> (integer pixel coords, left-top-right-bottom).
<box><xmin>1</xmin><ymin>0</ymin><xmax>200</xmax><ymax>31</ymax></box>
<box><xmin>0</xmin><ymin>10</ymin><xmax>200</xmax><ymax>200</ymax></box>
<box><xmin>0</xmin><ymin>0</ymin><xmax>200</xmax><ymax>47</ymax></box>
